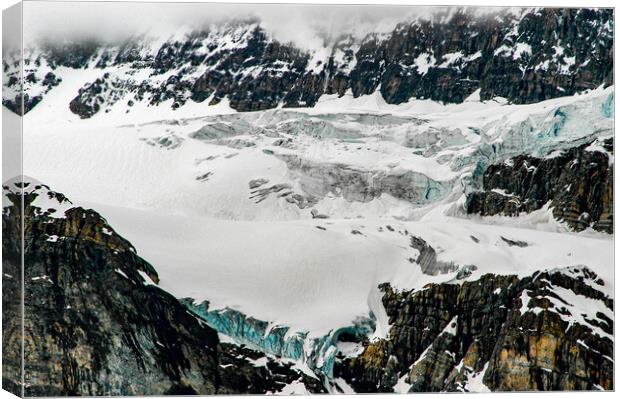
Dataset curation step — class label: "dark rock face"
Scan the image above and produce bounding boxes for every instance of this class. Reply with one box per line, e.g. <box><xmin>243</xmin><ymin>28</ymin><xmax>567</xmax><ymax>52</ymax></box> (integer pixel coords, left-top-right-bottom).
<box><xmin>2</xmin><ymin>56</ymin><xmax>62</xmax><ymax>114</ymax></box>
<box><xmin>1</xmin><ymin>185</ymin><xmax>23</xmax><ymax>398</ymax></box>
<box><xmin>217</xmin><ymin>343</ymin><xmax>326</xmax><ymax>394</ymax></box>
<box><xmin>69</xmin><ymin>73</ymin><xmax>129</xmax><ymax>119</ymax></box>
<box><xmin>4</xmin><ymin>8</ymin><xmax>613</xmax><ymax>116</ymax></box>
<box><xmin>409</xmin><ymin>236</ymin><xmax>459</xmax><ymax>275</ymax></box>
<box><xmin>336</xmin><ymin>267</ymin><xmax>613</xmax><ymax>392</ymax></box>
<box><xmin>42</xmin><ymin>41</ymin><xmax>102</xmax><ymax>70</ymax></box>
<box><xmin>2</xmin><ymin>93</ymin><xmax>42</xmax><ymax>115</ymax></box>
<box><xmin>466</xmin><ymin>137</ymin><xmax>613</xmax><ymax>233</ymax></box>
<box><xmin>1</xmin><ymin>180</ymin><xmax>324</xmax><ymax>395</ymax></box>
<box><xmin>2</xmin><ymin>181</ymin><xmax>219</xmax><ymax>395</ymax></box>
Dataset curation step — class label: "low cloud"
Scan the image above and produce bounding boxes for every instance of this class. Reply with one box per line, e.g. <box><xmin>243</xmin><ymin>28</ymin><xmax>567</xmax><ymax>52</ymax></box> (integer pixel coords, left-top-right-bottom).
<box><xmin>22</xmin><ymin>2</ymin><xmax>516</xmax><ymax>51</ymax></box>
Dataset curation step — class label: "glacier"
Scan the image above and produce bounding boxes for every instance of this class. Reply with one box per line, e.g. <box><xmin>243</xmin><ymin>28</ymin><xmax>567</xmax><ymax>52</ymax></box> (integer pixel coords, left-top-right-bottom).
<box><xmin>16</xmin><ymin>64</ymin><xmax>615</xmax><ymax>388</ymax></box>
<box><xmin>184</xmin><ymin>299</ymin><xmax>374</xmax><ymax>382</ymax></box>
<box><xmin>4</xmin><ymin>4</ymin><xmax>615</xmax><ymax>393</ymax></box>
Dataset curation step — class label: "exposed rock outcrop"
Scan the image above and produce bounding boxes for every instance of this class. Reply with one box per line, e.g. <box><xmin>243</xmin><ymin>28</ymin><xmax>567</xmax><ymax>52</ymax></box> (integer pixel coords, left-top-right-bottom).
<box><xmin>3</xmin><ymin>8</ymin><xmax>613</xmax><ymax>116</ymax></box>
<box><xmin>1</xmin><ymin>180</ymin><xmax>324</xmax><ymax>395</ymax></box>
<box><xmin>466</xmin><ymin>137</ymin><xmax>613</xmax><ymax>233</ymax></box>
<box><xmin>409</xmin><ymin>236</ymin><xmax>459</xmax><ymax>275</ymax></box>
<box><xmin>69</xmin><ymin>73</ymin><xmax>130</xmax><ymax>118</ymax></box>
<box><xmin>217</xmin><ymin>343</ymin><xmax>326</xmax><ymax>394</ymax></box>
<box><xmin>2</xmin><ymin>180</ymin><xmax>219</xmax><ymax>395</ymax></box>
<box><xmin>336</xmin><ymin>267</ymin><xmax>613</xmax><ymax>392</ymax></box>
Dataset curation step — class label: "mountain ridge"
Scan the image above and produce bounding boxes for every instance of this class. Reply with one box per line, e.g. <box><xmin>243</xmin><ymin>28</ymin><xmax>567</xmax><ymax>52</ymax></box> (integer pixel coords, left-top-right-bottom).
<box><xmin>3</xmin><ymin>7</ymin><xmax>613</xmax><ymax>117</ymax></box>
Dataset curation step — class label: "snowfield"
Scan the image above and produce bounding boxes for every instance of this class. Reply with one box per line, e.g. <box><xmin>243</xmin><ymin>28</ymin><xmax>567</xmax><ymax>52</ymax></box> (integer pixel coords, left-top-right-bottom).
<box><xmin>18</xmin><ymin>74</ymin><xmax>614</xmax><ymax>339</ymax></box>
<box><xmin>81</xmin><ymin>202</ymin><xmax>613</xmax><ymax>337</ymax></box>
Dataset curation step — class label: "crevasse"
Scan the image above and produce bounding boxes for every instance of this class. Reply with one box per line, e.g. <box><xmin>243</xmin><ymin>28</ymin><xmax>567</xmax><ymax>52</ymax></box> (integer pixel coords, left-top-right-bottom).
<box><xmin>452</xmin><ymin>89</ymin><xmax>614</xmax><ymax>187</ymax></box>
<box><xmin>601</xmin><ymin>92</ymin><xmax>614</xmax><ymax>118</ymax></box>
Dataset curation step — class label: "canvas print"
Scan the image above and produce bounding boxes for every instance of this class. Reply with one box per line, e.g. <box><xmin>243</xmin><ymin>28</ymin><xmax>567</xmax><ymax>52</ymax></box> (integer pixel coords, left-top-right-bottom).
<box><xmin>1</xmin><ymin>1</ymin><xmax>614</xmax><ymax>395</ymax></box>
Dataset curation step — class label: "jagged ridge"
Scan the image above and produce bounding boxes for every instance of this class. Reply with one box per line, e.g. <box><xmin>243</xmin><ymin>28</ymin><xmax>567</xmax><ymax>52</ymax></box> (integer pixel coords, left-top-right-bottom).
<box><xmin>3</xmin><ymin>8</ymin><xmax>613</xmax><ymax>117</ymax></box>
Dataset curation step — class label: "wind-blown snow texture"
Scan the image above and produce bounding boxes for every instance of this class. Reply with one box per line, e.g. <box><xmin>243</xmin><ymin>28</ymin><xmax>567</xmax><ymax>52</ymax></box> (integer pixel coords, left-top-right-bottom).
<box><xmin>2</xmin><ymin>5</ymin><xmax>614</xmax><ymax>395</ymax></box>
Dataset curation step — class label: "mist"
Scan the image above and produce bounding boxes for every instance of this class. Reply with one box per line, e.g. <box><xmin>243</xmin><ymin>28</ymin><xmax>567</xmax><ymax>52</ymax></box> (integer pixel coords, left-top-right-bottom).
<box><xmin>22</xmin><ymin>1</ymin><xmax>499</xmax><ymax>51</ymax></box>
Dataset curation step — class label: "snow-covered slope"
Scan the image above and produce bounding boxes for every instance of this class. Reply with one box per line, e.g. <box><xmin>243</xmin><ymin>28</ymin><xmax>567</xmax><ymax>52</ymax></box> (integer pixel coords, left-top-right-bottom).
<box><xmin>20</xmin><ymin>85</ymin><xmax>614</xmax><ymax>339</ymax></box>
<box><xmin>5</xmin><ymin>6</ymin><xmax>614</xmax><ymax>392</ymax></box>
<box><xmin>23</xmin><ymin>84</ymin><xmax>613</xmax><ymax>222</ymax></box>
<box><xmin>81</xmin><ymin>201</ymin><xmax>614</xmax><ymax>337</ymax></box>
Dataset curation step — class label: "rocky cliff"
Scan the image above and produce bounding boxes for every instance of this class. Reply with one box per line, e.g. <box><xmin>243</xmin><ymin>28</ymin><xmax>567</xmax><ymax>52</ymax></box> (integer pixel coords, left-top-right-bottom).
<box><xmin>1</xmin><ymin>180</ymin><xmax>324</xmax><ymax>395</ymax></box>
<box><xmin>466</xmin><ymin>137</ymin><xmax>613</xmax><ymax>233</ymax></box>
<box><xmin>335</xmin><ymin>267</ymin><xmax>613</xmax><ymax>392</ymax></box>
<box><xmin>3</xmin><ymin>7</ymin><xmax>613</xmax><ymax>117</ymax></box>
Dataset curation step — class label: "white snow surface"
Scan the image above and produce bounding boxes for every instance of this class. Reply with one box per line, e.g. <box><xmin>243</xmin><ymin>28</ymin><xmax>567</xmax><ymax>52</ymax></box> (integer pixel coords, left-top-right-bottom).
<box><xmin>16</xmin><ymin>80</ymin><xmax>615</xmax><ymax>337</ymax></box>
<box><xmin>462</xmin><ymin>362</ymin><xmax>492</xmax><ymax>393</ymax></box>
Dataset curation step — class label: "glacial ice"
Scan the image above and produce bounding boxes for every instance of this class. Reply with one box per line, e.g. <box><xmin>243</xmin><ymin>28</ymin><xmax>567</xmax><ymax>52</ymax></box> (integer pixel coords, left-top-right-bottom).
<box><xmin>450</xmin><ymin>88</ymin><xmax>613</xmax><ymax>187</ymax></box>
<box><xmin>277</xmin><ymin>153</ymin><xmax>454</xmax><ymax>206</ymax></box>
<box><xmin>601</xmin><ymin>92</ymin><xmax>614</xmax><ymax>118</ymax></box>
<box><xmin>19</xmin><ymin>75</ymin><xmax>615</xmax><ymax>390</ymax></box>
<box><xmin>185</xmin><ymin>300</ymin><xmax>374</xmax><ymax>380</ymax></box>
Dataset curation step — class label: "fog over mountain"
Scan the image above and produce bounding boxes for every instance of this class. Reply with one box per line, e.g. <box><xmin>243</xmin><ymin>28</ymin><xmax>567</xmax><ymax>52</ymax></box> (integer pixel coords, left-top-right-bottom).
<box><xmin>24</xmin><ymin>2</ymin><xmax>429</xmax><ymax>48</ymax></box>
